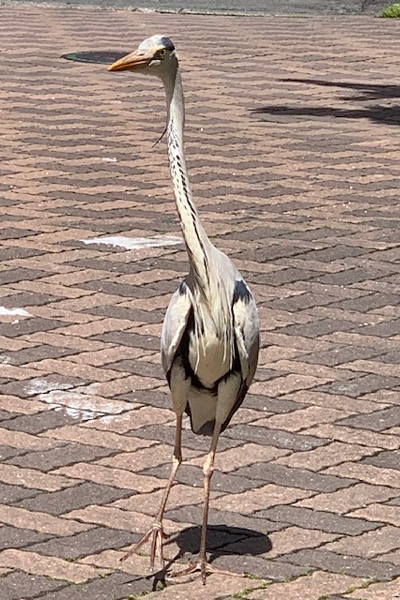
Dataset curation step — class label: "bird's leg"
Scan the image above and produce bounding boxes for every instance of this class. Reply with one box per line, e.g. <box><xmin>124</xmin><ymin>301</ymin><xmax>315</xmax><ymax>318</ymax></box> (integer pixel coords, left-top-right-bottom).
<box><xmin>169</xmin><ymin>375</ymin><xmax>248</xmax><ymax>584</ymax></box>
<box><xmin>169</xmin><ymin>421</ymin><xmax>239</xmax><ymax>584</ymax></box>
<box><xmin>121</xmin><ymin>414</ymin><xmax>183</xmax><ymax>569</ymax></box>
<box><xmin>198</xmin><ymin>422</ymin><xmax>220</xmax><ymax>583</ymax></box>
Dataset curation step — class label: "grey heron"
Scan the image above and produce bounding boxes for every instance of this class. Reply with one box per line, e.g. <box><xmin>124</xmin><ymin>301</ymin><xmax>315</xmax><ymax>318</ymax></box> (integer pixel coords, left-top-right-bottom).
<box><xmin>108</xmin><ymin>35</ymin><xmax>259</xmax><ymax>584</ymax></box>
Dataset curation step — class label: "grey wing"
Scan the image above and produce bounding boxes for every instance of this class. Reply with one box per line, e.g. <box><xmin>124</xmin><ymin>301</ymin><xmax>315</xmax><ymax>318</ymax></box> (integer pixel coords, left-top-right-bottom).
<box><xmin>219</xmin><ymin>279</ymin><xmax>259</xmax><ymax>433</ymax></box>
<box><xmin>161</xmin><ymin>281</ymin><xmax>192</xmax><ymax>378</ymax></box>
<box><xmin>232</xmin><ymin>279</ymin><xmax>259</xmax><ymax>387</ymax></box>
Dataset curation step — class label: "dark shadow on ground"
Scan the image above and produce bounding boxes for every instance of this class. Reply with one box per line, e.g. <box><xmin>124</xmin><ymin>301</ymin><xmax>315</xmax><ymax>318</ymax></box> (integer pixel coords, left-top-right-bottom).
<box><xmin>251</xmin><ymin>77</ymin><xmax>400</xmax><ymax>127</ymax></box>
<box><xmin>169</xmin><ymin>524</ymin><xmax>271</xmax><ymax>561</ymax></box>
<box><xmin>281</xmin><ymin>78</ymin><xmax>400</xmax><ymax>102</ymax></box>
<box><xmin>61</xmin><ymin>50</ymin><xmax>128</xmax><ymax>64</ymax></box>
<box><xmin>251</xmin><ymin>104</ymin><xmax>400</xmax><ymax>127</ymax></box>
<box><xmin>145</xmin><ymin>524</ymin><xmax>271</xmax><ymax>589</ymax></box>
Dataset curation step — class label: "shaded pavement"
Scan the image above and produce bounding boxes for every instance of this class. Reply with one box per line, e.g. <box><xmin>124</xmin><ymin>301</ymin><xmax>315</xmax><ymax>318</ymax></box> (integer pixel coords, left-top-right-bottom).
<box><xmin>0</xmin><ymin>4</ymin><xmax>400</xmax><ymax>600</ymax></box>
<box><xmin>5</xmin><ymin>0</ymin><xmax>391</xmax><ymax>15</ymax></box>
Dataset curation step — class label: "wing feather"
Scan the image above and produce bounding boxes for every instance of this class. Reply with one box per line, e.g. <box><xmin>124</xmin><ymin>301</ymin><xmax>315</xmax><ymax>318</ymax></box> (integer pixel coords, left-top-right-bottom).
<box><xmin>232</xmin><ymin>279</ymin><xmax>259</xmax><ymax>387</ymax></box>
<box><xmin>161</xmin><ymin>281</ymin><xmax>192</xmax><ymax>378</ymax></box>
<box><xmin>219</xmin><ymin>279</ymin><xmax>259</xmax><ymax>432</ymax></box>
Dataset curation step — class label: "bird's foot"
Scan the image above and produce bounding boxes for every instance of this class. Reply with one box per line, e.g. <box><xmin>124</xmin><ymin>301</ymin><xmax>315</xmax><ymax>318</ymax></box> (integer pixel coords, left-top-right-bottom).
<box><xmin>120</xmin><ymin>521</ymin><xmax>169</xmax><ymax>570</ymax></box>
<box><xmin>167</xmin><ymin>558</ymin><xmax>244</xmax><ymax>585</ymax></box>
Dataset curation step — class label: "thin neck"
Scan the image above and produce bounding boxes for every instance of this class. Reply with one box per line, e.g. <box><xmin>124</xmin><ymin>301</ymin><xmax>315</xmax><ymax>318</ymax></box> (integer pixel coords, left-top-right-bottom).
<box><xmin>162</xmin><ymin>68</ymin><xmax>212</xmax><ymax>289</ymax></box>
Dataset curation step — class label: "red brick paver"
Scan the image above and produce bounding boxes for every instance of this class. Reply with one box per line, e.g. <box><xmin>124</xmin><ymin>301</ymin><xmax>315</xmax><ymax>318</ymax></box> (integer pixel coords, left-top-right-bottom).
<box><xmin>0</xmin><ymin>5</ymin><xmax>399</xmax><ymax>600</ymax></box>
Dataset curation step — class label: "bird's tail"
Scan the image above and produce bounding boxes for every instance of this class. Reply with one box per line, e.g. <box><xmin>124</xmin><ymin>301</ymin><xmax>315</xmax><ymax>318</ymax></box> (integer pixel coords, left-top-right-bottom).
<box><xmin>185</xmin><ymin>388</ymin><xmax>217</xmax><ymax>436</ymax></box>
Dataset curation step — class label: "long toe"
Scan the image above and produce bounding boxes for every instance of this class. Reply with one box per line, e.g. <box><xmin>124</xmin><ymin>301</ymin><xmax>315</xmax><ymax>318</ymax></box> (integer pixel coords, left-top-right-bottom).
<box><xmin>167</xmin><ymin>559</ymin><xmax>244</xmax><ymax>584</ymax></box>
<box><xmin>121</xmin><ymin>523</ymin><xmax>168</xmax><ymax>570</ymax></box>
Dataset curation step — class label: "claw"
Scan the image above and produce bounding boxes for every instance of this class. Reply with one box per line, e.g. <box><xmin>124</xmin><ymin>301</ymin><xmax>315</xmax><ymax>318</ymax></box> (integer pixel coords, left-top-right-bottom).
<box><xmin>167</xmin><ymin>558</ymin><xmax>244</xmax><ymax>585</ymax></box>
<box><xmin>120</xmin><ymin>522</ymin><xmax>169</xmax><ymax>568</ymax></box>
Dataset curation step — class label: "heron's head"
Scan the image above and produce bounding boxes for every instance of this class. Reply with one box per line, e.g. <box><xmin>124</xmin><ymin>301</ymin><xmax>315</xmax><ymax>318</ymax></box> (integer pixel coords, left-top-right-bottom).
<box><xmin>108</xmin><ymin>35</ymin><xmax>177</xmax><ymax>79</ymax></box>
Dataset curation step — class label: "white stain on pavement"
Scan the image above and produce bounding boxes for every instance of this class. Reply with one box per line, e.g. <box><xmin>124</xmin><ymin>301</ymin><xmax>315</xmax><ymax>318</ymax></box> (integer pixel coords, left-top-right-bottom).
<box><xmin>38</xmin><ymin>390</ymin><xmax>103</xmax><ymax>420</ymax></box>
<box><xmin>80</xmin><ymin>235</ymin><xmax>182</xmax><ymax>250</ymax></box>
<box><xmin>24</xmin><ymin>380</ymin><xmax>131</xmax><ymax>421</ymax></box>
<box><xmin>0</xmin><ymin>307</ymin><xmax>32</xmax><ymax>317</ymax></box>
<box><xmin>23</xmin><ymin>378</ymin><xmax>73</xmax><ymax>396</ymax></box>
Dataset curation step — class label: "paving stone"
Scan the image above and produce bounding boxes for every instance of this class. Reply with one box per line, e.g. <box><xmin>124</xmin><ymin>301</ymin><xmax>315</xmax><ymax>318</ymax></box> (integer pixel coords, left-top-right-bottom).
<box><xmin>0</xmin><ymin>525</ymin><xmax>52</xmax><ymax>550</ymax></box>
<box><xmin>7</xmin><ymin>443</ymin><xmax>117</xmax><ymax>472</ymax></box>
<box><xmin>324</xmin><ymin>525</ymin><xmax>400</xmax><ymax>559</ymax></box>
<box><xmin>116</xmin><ymin>389</ymin><xmax>172</xmax><ymax>409</ymax></box>
<box><xmin>25</xmin><ymin>571</ymin><xmax>148</xmax><ymax>600</ymax></box>
<box><xmin>224</xmin><ymin>424</ymin><xmax>327</xmax><ymax>450</ymax></box>
<box><xmin>243</xmin><ymin>394</ymin><xmax>306</xmax><ymax>414</ymax></box>
<box><xmin>0</xmin><ymin>571</ymin><xmax>65</xmax><ymax>600</ymax></box>
<box><xmin>266</xmin><ymin>526</ymin><xmax>338</xmax><ymax>559</ymax></box>
<box><xmin>93</xmin><ymin>331</ymin><xmax>160</xmax><ymax>350</ymax></box>
<box><xmin>1</xmin><ymin>375</ymin><xmax>83</xmax><ymax>398</ymax></box>
<box><xmin>325</xmin><ymin>462</ymin><xmax>400</xmax><ymax>489</ymax></box>
<box><xmin>0</xmin><ymin>411</ymin><xmax>19</xmax><ymax>422</ymax></box>
<box><xmin>15</xmin><ymin>481</ymin><xmax>133</xmax><ymax>515</ymax></box>
<box><xmin>349</xmin><ymin>504</ymin><xmax>400</xmax><ymax>527</ymax></box>
<box><xmin>300</xmin><ymin>345</ymin><xmax>383</xmax><ymax>367</ymax></box>
<box><xmin>106</xmin><ymin>359</ymin><xmax>164</xmax><ymax>379</ymax></box>
<box><xmin>1</xmin><ymin>409</ymin><xmax>84</xmax><ymax>434</ymax></box>
<box><xmin>166</xmin><ymin>505</ymin><xmax>287</xmax><ymax>536</ymax></box>
<box><xmin>280</xmin><ymin>548</ymin><xmax>400</xmax><ymax>581</ymax></box>
<box><xmin>213</xmin><ymin>553</ymin><xmax>311</xmax><ymax>581</ymax></box>
<box><xmin>0</xmin><ymin>247</ymin><xmax>44</xmax><ymax>260</ymax></box>
<box><xmin>132</xmin><ymin>424</ymin><xmax>241</xmax><ymax>451</ymax></box>
<box><xmin>0</xmin><ymin>318</ymin><xmax>66</xmax><ymax>339</ymax></box>
<box><xmin>387</xmin><ymin>497</ymin><xmax>400</xmax><ymax>506</ymax></box>
<box><xmin>0</xmin><ymin>483</ymin><xmax>41</xmax><ymax>504</ymax></box>
<box><xmin>343</xmin><ymin>577</ymin><xmax>400</xmax><ymax>600</ymax></box>
<box><xmin>144</xmin><ymin>463</ymin><xmax>266</xmax><ymax>494</ymax></box>
<box><xmin>235</xmin><ymin>463</ymin><xmax>357</xmax><ymax>492</ymax></box>
<box><xmin>255</xmin><ymin>506</ymin><xmax>382</xmax><ymax>535</ymax></box>
<box><xmin>28</xmin><ymin>526</ymin><xmax>139</xmax><ymax>559</ymax></box>
<box><xmin>6</xmin><ymin>344</ymin><xmax>77</xmax><ymax>366</ymax></box>
<box><xmin>301</xmin><ymin>423</ymin><xmax>400</xmax><ymax>450</ymax></box>
<box><xmin>274</xmin><ymin>318</ymin><xmax>356</xmax><ymax>338</ymax></box>
<box><xmin>362</xmin><ymin>449</ymin><xmax>400</xmax><ymax>471</ymax></box>
<box><xmin>296</xmin><ymin>483</ymin><xmax>399</xmax><ymax>513</ymax></box>
<box><xmin>0</xmin><ymin>446</ymin><xmax>26</xmax><ymax>461</ymax></box>
<box><xmin>359</xmin><ymin>319</ymin><xmax>400</xmax><ymax>337</ymax></box>
<box><xmin>338</xmin><ymin>407</ymin><xmax>400</xmax><ymax>432</ymax></box>
<box><xmin>317</xmin><ymin>376</ymin><xmax>400</xmax><ymax>398</ymax></box>
<box><xmin>246</xmin><ymin>571</ymin><xmax>364</xmax><ymax>600</ymax></box>
<box><xmin>0</xmin><ymin>268</ymin><xmax>47</xmax><ymax>285</ymax></box>
<box><xmin>275</xmin><ymin>441</ymin><xmax>378</xmax><ymax>470</ymax></box>
<box><xmin>189</xmin><ymin>443</ymin><xmax>289</xmax><ymax>473</ymax></box>
<box><xmin>323</xmin><ymin>597</ymin><xmax>352</xmax><ymax>600</ymax></box>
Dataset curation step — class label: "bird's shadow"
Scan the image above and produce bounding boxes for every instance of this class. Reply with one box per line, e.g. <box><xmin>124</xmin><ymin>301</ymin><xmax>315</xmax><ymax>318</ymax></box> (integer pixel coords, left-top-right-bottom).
<box><xmin>252</xmin><ymin>78</ymin><xmax>400</xmax><ymax>127</ymax></box>
<box><xmin>150</xmin><ymin>524</ymin><xmax>271</xmax><ymax>589</ymax></box>
<box><xmin>170</xmin><ymin>524</ymin><xmax>271</xmax><ymax>559</ymax></box>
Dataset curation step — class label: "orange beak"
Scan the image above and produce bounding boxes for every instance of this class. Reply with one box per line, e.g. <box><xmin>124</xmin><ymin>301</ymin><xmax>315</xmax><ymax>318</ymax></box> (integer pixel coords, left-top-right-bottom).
<box><xmin>108</xmin><ymin>49</ymin><xmax>153</xmax><ymax>72</ymax></box>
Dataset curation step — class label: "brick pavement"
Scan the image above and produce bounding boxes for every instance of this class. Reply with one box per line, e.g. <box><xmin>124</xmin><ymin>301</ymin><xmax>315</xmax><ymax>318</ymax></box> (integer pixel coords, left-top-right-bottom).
<box><xmin>0</xmin><ymin>5</ymin><xmax>400</xmax><ymax>599</ymax></box>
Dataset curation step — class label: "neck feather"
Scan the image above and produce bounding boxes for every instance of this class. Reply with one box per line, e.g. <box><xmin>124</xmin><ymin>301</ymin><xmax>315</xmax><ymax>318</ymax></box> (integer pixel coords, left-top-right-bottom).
<box><xmin>162</xmin><ymin>68</ymin><xmax>212</xmax><ymax>289</ymax></box>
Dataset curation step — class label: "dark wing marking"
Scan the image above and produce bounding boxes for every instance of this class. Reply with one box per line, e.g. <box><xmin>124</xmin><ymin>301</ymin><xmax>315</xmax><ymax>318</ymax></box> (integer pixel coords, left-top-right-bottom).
<box><xmin>232</xmin><ymin>278</ymin><xmax>252</xmax><ymax>304</ymax></box>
